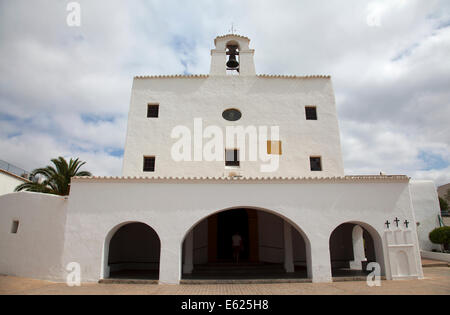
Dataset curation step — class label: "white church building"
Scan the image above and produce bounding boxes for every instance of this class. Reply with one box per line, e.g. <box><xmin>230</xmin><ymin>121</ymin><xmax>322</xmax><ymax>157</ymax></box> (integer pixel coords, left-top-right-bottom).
<box><xmin>0</xmin><ymin>34</ymin><xmax>442</xmax><ymax>285</ymax></box>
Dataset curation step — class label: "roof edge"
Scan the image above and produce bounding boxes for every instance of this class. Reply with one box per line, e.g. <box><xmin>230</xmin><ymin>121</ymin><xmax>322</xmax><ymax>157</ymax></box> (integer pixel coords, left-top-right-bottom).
<box><xmin>214</xmin><ymin>34</ymin><xmax>251</xmax><ymax>45</ymax></box>
<box><xmin>72</xmin><ymin>175</ymin><xmax>410</xmax><ymax>183</ymax></box>
<box><xmin>0</xmin><ymin>169</ymin><xmax>30</xmax><ymax>183</ymax></box>
<box><xmin>134</xmin><ymin>74</ymin><xmax>331</xmax><ymax>79</ymax></box>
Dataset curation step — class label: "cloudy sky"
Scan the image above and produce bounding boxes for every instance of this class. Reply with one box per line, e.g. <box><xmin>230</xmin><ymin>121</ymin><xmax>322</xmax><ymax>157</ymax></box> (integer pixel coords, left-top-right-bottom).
<box><xmin>0</xmin><ymin>0</ymin><xmax>449</xmax><ymax>185</ymax></box>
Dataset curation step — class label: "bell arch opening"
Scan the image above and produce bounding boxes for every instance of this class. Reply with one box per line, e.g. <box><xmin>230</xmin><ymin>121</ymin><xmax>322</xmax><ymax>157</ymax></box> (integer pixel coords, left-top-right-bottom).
<box><xmin>329</xmin><ymin>222</ymin><xmax>385</xmax><ymax>280</ymax></box>
<box><xmin>103</xmin><ymin>222</ymin><xmax>161</xmax><ymax>280</ymax></box>
<box><xmin>226</xmin><ymin>41</ymin><xmax>240</xmax><ymax>75</ymax></box>
<box><xmin>181</xmin><ymin>207</ymin><xmax>311</xmax><ymax>281</ymax></box>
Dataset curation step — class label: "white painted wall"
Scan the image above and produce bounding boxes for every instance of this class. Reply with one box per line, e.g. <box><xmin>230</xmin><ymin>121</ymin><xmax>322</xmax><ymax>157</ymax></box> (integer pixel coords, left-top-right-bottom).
<box><xmin>0</xmin><ymin>192</ymin><xmax>67</xmax><ymax>281</ymax></box>
<box><xmin>122</xmin><ymin>76</ymin><xmax>344</xmax><ymax>179</ymax></box>
<box><xmin>0</xmin><ymin>170</ymin><xmax>28</xmax><ymax>196</ymax></box>
<box><xmin>122</xmin><ymin>34</ymin><xmax>344</xmax><ymax>179</ymax></box>
<box><xmin>57</xmin><ymin>176</ymin><xmax>422</xmax><ymax>284</ymax></box>
<box><xmin>0</xmin><ymin>177</ymin><xmax>426</xmax><ymax>284</ymax></box>
<box><xmin>409</xmin><ymin>180</ymin><xmax>441</xmax><ymax>251</ymax></box>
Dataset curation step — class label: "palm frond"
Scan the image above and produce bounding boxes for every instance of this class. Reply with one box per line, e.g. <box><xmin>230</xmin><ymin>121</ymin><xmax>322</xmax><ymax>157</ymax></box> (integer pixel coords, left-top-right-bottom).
<box><xmin>14</xmin><ymin>156</ymin><xmax>92</xmax><ymax>196</ymax></box>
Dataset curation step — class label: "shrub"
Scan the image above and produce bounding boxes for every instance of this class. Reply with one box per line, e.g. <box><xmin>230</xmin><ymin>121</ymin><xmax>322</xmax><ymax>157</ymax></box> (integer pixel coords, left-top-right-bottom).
<box><xmin>429</xmin><ymin>226</ymin><xmax>450</xmax><ymax>251</ymax></box>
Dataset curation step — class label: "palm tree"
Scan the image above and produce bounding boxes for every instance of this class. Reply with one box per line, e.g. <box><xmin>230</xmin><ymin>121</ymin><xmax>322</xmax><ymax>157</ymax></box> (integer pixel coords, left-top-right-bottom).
<box><xmin>15</xmin><ymin>157</ymin><xmax>92</xmax><ymax>196</ymax></box>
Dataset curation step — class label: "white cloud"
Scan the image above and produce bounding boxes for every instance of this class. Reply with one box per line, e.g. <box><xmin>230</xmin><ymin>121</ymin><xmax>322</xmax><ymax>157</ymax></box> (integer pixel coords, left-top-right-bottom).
<box><xmin>0</xmin><ymin>0</ymin><xmax>449</xmax><ymax>186</ymax></box>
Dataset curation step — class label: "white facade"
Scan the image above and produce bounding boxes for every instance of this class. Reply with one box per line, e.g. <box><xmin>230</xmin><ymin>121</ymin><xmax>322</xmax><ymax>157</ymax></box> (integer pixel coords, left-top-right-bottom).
<box><xmin>0</xmin><ymin>34</ymin><xmax>441</xmax><ymax>285</ymax></box>
<box><xmin>123</xmin><ymin>34</ymin><xmax>344</xmax><ymax>178</ymax></box>
<box><xmin>409</xmin><ymin>180</ymin><xmax>442</xmax><ymax>251</ymax></box>
<box><xmin>0</xmin><ymin>176</ymin><xmax>430</xmax><ymax>283</ymax></box>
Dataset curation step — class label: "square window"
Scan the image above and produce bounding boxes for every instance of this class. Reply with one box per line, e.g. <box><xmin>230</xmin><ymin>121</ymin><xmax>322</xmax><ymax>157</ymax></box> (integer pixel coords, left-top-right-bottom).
<box><xmin>147</xmin><ymin>104</ymin><xmax>159</xmax><ymax>118</ymax></box>
<box><xmin>11</xmin><ymin>220</ymin><xmax>19</xmax><ymax>234</ymax></box>
<box><xmin>310</xmin><ymin>156</ymin><xmax>322</xmax><ymax>171</ymax></box>
<box><xmin>305</xmin><ymin>106</ymin><xmax>317</xmax><ymax>120</ymax></box>
<box><xmin>267</xmin><ymin>140</ymin><xmax>282</xmax><ymax>155</ymax></box>
<box><xmin>225</xmin><ymin>149</ymin><xmax>240</xmax><ymax>167</ymax></box>
<box><xmin>143</xmin><ymin>156</ymin><xmax>156</xmax><ymax>172</ymax></box>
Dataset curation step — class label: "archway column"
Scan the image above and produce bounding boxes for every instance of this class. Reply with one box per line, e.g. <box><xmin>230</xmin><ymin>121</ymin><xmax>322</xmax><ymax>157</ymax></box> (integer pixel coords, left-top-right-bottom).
<box><xmin>310</xmin><ymin>238</ymin><xmax>332</xmax><ymax>283</ymax></box>
<box><xmin>159</xmin><ymin>238</ymin><xmax>182</xmax><ymax>284</ymax></box>
<box><xmin>350</xmin><ymin>225</ymin><xmax>367</xmax><ymax>270</ymax></box>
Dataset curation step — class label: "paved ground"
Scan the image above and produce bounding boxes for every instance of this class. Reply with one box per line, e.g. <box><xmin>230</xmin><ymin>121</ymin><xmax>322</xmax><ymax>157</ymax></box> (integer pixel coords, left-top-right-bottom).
<box><xmin>0</xmin><ymin>267</ymin><xmax>449</xmax><ymax>295</ymax></box>
<box><xmin>443</xmin><ymin>216</ymin><xmax>450</xmax><ymax>226</ymax></box>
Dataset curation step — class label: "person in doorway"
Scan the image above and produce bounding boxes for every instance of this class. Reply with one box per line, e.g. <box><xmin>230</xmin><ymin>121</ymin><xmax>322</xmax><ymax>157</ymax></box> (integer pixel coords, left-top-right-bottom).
<box><xmin>232</xmin><ymin>232</ymin><xmax>243</xmax><ymax>264</ymax></box>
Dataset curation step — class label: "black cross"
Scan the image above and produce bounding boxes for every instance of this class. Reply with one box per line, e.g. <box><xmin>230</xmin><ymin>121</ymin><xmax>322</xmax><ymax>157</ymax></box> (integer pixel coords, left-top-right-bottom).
<box><xmin>394</xmin><ymin>217</ymin><xmax>400</xmax><ymax>227</ymax></box>
<box><xmin>385</xmin><ymin>220</ymin><xmax>391</xmax><ymax>229</ymax></box>
<box><xmin>404</xmin><ymin>220</ymin><xmax>410</xmax><ymax>228</ymax></box>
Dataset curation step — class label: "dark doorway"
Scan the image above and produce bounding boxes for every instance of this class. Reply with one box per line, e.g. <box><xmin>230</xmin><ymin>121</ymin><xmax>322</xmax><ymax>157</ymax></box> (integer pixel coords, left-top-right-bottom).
<box><xmin>329</xmin><ymin>223</ymin><xmax>377</xmax><ymax>279</ymax></box>
<box><xmin>108</xmin><ymin>222</ymin><xmax>160</xmax><ymax>280</ymax></box>
<box><xmin>217</xmin><ymin>209</ymin><xmax>249</xmax><ymax>261</ymax></box>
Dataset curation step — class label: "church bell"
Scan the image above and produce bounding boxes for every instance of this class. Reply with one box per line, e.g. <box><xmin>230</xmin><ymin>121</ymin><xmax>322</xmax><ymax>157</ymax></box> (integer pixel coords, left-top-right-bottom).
<box><xmin>226</xmin><ymin>45</ymin><xmax>240</xmax><ymax>69</ymax></box>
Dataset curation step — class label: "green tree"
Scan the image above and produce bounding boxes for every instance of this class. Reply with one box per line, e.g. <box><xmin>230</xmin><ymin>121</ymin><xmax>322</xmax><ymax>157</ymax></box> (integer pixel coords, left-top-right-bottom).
<box><xmin>429</xmin><ymin>226</ymin><xmax>450</xmax><ymax>251</ymax></box>
<box><xmin>15</xmin><ymin>157</ymin><xmax>92</xmax><ymax>196</ymax></box>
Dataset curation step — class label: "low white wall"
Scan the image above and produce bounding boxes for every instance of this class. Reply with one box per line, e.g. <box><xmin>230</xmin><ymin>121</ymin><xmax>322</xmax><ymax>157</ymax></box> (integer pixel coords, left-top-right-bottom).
<box><xmin>410</xmin><ymin>180</ymin><xmax>441</xmax><ymax>251</ymax></box>
<box><xmin>0</xmin><ymin>192</ymin><xmax>67</xmax><ymax>281</ymax></box>
<box><xmin>421</xmin><ymin>251</ymin><xmax>450</xmax><ymax>263</ymax></box>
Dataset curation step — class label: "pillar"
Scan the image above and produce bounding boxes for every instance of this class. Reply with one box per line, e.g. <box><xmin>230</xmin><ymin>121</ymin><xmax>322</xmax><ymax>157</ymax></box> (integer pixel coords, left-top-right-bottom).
<box><xmin>183</xmin><ymin>230</ymin><xmax>194</xmax><ymax>274</ymax></box>
<box><xmin>283</xmin><ymin>221</ymin><xmax>294</xmax><ymax>273</ymax></box>
<box><xmin>310</xmin><ymin>237</ymin><xmax>332</xmax><ymax>283</ymax></box>
<box><xmin>350</xmin><ymin>225</ymin><xmax>367</xmax><ymax>270</ymax></box>
<box><xmin>159</xmin><ymin>238</ymin><xmax>182</xmax><ymax>284</ymax></box>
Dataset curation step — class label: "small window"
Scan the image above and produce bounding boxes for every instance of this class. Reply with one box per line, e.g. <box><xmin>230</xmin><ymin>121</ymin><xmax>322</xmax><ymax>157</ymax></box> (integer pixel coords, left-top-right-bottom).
<box><xmin>11</xmin><ymin>220</ymin><xmax>19</xmax><ymax>234</ymax></box>
<box><xmin>305</xmin><ymin>106</ymin><xmax>317</xmax><ymax>120</ymax></box>
<box><xmin>310</xmin><ymin>156</ymin><xmax>322</xmax><ymax>171</ymax></box>
<box><xmin>225</xmin><ymin>149</ymin><xmax>240</xmax><ymax>167</ymax></box>
<box><xmin>143</xmin><ymin>156</ymin><xmax>156</xmax><ymax>172</ymax></box>
<box><xmin>147</xmin><ymin>104</ymin><xmax>159</xmax><ymax>118</ymax></box>
<box><xmin>267</xmin><ymin>140</ymin><xmax>282</xmax><ymax>155</ymax></box>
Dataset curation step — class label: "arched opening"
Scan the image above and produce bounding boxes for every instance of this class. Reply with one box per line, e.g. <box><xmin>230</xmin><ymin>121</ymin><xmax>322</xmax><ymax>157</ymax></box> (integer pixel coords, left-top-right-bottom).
<box><xmin>329</xmin><ymin>222</ymin><xmax>383</xmax><ymax>279</ymax></box>
<box><xmin>226</xmin><ymin>41</ymin><xmax>240</xmax><ymax>75</ymax></box>
<box><xmin>181</xmin><ymin>207</ymin><xmax>311</xmax><ymax>281</ymax></box>
<box><xmin>105</xmin><ymin>222</ymin><xmax>161</xmax><ymax>280</ymax></box>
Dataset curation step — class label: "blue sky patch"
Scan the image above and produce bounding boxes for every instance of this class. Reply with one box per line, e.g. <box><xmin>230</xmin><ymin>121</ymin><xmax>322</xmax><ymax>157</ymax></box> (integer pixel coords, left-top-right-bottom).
<box><xmin>81</xmin><ymin>114</ymin><xmax>115</xmax><ymax>124</ymax></box>
<box><xmin>418</xmin><ymin>151</ymin><xmax>449</xmax><ymax>171</ymax></box>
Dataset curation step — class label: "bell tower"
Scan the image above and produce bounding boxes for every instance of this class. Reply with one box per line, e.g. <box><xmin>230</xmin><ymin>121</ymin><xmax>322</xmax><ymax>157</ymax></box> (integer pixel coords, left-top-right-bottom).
<box><xmin>210</xmin><ymin>34</ymin><xmax>256</xmax><ymax>76</ymax></box>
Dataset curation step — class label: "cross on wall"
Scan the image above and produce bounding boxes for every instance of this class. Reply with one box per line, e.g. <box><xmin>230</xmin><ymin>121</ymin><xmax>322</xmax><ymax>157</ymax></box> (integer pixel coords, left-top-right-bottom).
<box><xmin>385</xmin><ymin>218</ymin><xmax>411</xmax><ymax>229</ymax></box>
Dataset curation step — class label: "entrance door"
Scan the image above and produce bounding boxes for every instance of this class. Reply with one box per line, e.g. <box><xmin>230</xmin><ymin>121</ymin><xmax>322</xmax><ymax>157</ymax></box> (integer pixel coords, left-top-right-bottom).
<box><xmin>217</xmin><ymin>209</ymin><xmax>249</xmax><ymax>261</ymax></box>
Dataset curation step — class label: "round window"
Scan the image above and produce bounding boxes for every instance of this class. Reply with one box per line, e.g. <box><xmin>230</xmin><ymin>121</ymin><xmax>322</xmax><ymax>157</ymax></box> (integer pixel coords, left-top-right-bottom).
<box><xmin>222</xmin><ymin>108</ymin><xmax>242</xmax><ymax>121</ymax></box>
